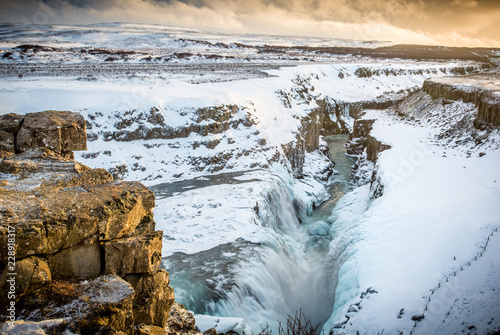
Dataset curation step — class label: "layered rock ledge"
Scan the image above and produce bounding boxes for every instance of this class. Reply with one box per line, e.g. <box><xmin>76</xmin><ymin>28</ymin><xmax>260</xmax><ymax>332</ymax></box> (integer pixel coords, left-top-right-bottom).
<box><xmin>423</xmin><ymin>72</ymin><xmax>500</xmax><ymax>127</ymax></box>
<box><xmin>0</xmin><ymin>111</ymin><xmax>202</xmax><ymax>334</ymax></box>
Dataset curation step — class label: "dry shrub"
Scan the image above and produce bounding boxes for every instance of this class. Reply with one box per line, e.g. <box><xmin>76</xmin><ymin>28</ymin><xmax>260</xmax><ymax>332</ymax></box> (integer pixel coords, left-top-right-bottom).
<box><xmin>259</xmin><ymin>310</ymin><xmax>322</xmax><ymax>335</ymax></box>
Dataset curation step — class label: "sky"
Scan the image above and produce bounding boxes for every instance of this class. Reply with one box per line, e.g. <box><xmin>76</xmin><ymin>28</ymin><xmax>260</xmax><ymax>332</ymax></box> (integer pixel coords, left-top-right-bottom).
<box><xmin>0</xmin><ymin>0</ymin><xmax>499</xmax><ymax>47</ymax></box>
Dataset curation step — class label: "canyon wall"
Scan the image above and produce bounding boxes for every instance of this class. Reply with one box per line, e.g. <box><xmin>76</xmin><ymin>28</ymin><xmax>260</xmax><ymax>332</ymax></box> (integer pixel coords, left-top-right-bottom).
<box><xmin>423</xmin><ymin>74</ymin><xmax>500</xmax><ymax>127</ymax></box>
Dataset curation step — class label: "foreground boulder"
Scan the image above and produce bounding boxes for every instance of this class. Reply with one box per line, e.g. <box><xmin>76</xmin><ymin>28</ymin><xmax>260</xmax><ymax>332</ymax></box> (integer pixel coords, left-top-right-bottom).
<box><xmin>164</xmin><ymin>302</ymin><xmax>204</xmax><ymax>335</ymax></box>
<box><xmin>1</xmin><ymin>275</ymin><xmax>135</xmax><ymax>334</ymax></box>
<box><xmin>16</xmin><ymin>110</ymin><xmax>87</xmax><ymax>159</ymax></box>
<box><xmin>0</xmin><ymin>110</ymin><xmax>86</xmax><ymax>159</ymax></box>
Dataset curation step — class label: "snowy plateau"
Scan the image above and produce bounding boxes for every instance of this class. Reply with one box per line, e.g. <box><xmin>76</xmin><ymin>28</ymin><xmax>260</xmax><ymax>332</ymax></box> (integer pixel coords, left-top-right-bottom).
<box><xmin>1</xmin><ymin>23</ymin><xmax>500</xmax><ymax>335</ymax></box>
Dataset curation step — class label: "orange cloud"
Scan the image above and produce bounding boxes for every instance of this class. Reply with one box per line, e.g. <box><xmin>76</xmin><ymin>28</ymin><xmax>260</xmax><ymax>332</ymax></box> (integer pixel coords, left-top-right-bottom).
<box><xmin>0</xmin><ymin>0</ymin><xmax>498</xmax><ymax>47</ymax></box>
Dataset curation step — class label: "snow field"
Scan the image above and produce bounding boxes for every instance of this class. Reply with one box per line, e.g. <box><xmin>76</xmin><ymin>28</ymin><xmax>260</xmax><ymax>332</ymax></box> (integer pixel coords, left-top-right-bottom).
<box><xmin>0</xmin><ymin>44</ymin><xmax>491</xmax><ymax>333</ymax></box>
<box><xmin>324</xmin><ymin>104</ymin><xmax>500</xmax><ymax>334</ymax></box>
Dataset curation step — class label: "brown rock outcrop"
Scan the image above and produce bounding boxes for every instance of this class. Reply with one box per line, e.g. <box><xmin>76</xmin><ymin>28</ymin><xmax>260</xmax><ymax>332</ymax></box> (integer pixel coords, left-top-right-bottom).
<box><xmin>282</xmin><ymin>100</ymin><xmax>339</xmax><ymax>179</ymax></box>
<box><xmin>366</xmin><ymin>137</ymin><xmax>391</xmax><ymax>163</ymax></box>
<box><xmin>93</xmin><ymin>104</ymin><xmax>255</xmax><ymax>142</ymax></box>
<box><xmin>1</xmin><ymin>256</ymin><xmax>52</xmax><ymax>297</ymax></box>
<box><xmin>2</xmin><ymin>274</ymin><xmax>136</xmax><ymax>334</ymax></box>
<box><xmin>165</xmin><ymin>302</ymin><xmax>204</xmax><ymax>335</ymax></box>
<box><xmin>125</xmin><ymin>269</ymin><xmax>175</xmax><ymax>327</ymax></box>
<box><xmin>352</xmin><ymin>119</ymin><xmax>375</xmax><ymax>139</ymax></box>
<box><xmin>104</xmin><ymin>231</ymin><xmax>162</xmax><ymax>275</ymax></box>
<box><xmin>347</xmin><ymin>119</ymin><xmax>390</xmax><ymax>162</ymax></box>
<box><xmin>0</xmin><ymin>110</ymin><xmax>87</xmax><ymax>159</ymax></box>
<box><xmin>0</xmin><ymin>113</ymin><xmax>24</xmax><ymax>154</ymax></box>
<box><xmin>281</xmin><ymin>139</ymin><xmax>305</xmax><ymax>178</ymax></box>
<box><xmin>0</xmin><ymin>110</ymin><xmax>184</xmax><ymax>334</ymax></box>
<box><xmin>16</xmin><ymin>110</ymin><xmax>87</xmax><ymax>158</ymax></box>
<box><xmin>0</xmin><ymin>159</ymin><xmax>155</xmax><ymax>264</ymax></box>
<box><xmin>79</xmin><ymin>275</ymin><xmax>136</xmax><ymax>334</ymax></box>
<box><xmin>0</xmin><ymin>147</ymin><xmax>88</xmax><ymax>175</ymax></box>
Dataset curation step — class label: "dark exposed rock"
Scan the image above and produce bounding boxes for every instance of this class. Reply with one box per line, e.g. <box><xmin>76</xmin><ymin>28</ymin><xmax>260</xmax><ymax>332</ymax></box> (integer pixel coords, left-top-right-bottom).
<box><xmin>347</xmin><ymin>119</ymin><xmax>390</xmax><ymax>162</ymax></box>
<box><xmin>360</xmin><ymin>287</ymin><xmax>378</xmax><ymax>298</ymax></box>
<box><xmin>13</xmin><ymin>44</ymin><xmax>58</xmax><ymax>53</ymax></box>
<box><xmin>47</xmin><ymin>237</ymin><xmax>101</xmax><ymax>278</ymax></box>
<box><xmin>352</xmin><ymin>119</ymin><xmax>375</xmax><ymax>138</ymax></box>
<box><xmin>3</xmin><ymin>274</ymin><xmax>136</xmax><ymax>334</ymax></box>
<box><xmin>125</xmin><ymin>269</ymin><xmax>175</xmax><ymax>327</ymax></box>
<box><xmin>0</xmin><ymin>113</ymin><xmax>24</xmax><ymax>153</ymax></box>
<box><xmin>0</xmin><ymin>319</ymin><xmax>70</xmax><ymax>334</ymax></box>
<box><xmin>366</xmin><ymin>136</ymin><xmax>391</xmax><ymax>163</ymax></box>
<box><xmin>94</xmin><ymin>105</ymin><xmax>254</xmax><ymax>143</ymax></box>
<box><xmin>0</xmin><ymin>256</ymin><xmax>51</xmax><ymax>298</ymax></box>
<box><xmin>347</xmin><ymin>118</ymin><xmax>390</xmax><ymax>201</ymax></box>
<box><xmin>104</xmin><ymin>231</ymin><xmax>162</xmax><ymax>275</ymax></box>
<box><xmin>0</xmin><ymin>156</ymin><xmax>156</xmax><ymax>263</ymax></box>
<box><xmin>0</xmin><ymin>147</ymin><xmax>88</xmax><ymax>175</ymax></box>
<box><xmin>282</xmin><ymin>138</ymin><xmax>305</xmax><ymax>178</ymax></box>
<box><xmin>136</xmin><ymin>324</ymin><xmax>169</xmax><ymax>335</ymax></box>
<box><xmin>79</xmin><ymin>275</ymin><xmax>136</xmax><ymax>334</ymax></box>
<box><xmin>194</xmin><ymin>104</ymin><xmax>239</xmax><ymax>123</ymax></box>
<box><xmin>281</xmin><ymin>99</ymin><xmax>341</xmax><ymax>178</ymax></box>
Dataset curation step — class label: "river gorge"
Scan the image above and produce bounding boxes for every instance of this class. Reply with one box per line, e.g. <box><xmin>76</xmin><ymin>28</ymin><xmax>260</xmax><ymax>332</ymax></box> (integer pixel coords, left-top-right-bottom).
<box><xmin>1</xmin><ymin>23</ymin><xmax>499</xmax><ymax>334</ymax></box>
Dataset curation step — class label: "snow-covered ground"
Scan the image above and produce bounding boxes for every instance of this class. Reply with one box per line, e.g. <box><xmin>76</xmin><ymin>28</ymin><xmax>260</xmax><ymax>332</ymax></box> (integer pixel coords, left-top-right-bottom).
<box><xmin>0</xmin><ymin>22</ymin><xmax>392</xmax><ymax>65</ymax></box>
<box><xmin>324</xmin><ymin>100</ymin><xmax>500</xmax><ymax>334</ymax></box>
<box><xmin>0</xmin><ymin>23</ymin><xmax>393</xmax><ymax>50</ymax></box>
<box><xmin>1</xmin><ymin>23</ymin><xmax>498</xmax><ymax>335</ymax></box>
<box><xmin>0</xmin><ymin>62</ymin><xmax>475</xmax><ymax>185</ymax></box>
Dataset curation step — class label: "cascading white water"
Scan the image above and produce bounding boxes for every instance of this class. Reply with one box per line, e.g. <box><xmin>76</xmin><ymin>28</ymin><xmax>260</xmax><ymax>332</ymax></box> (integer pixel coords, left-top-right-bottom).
<box><xmin>205</xmin><ymin>173</ymin><xmax>335</xmax><ymax>331</ymax></box>
<box><xmin>163</xmin><ymin>173</ymin><xmax>334</xmax><ymax>332</ymax></box>
<box><xmin>162</xmin><ymin>135</ymin><xmax>355</xmax><ymax>334</ymax></box>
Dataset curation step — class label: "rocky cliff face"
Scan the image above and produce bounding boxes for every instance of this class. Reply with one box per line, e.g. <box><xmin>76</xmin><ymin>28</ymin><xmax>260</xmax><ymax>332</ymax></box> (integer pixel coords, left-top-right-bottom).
<box><xmin>0</xmin><ymin>111</ymin><xmax>202</xmax><ymax>334</ymax></box>
<box><xmin>90</xmin><ymin>105</ymin><xmax>255</xmax><ymax>143</ymax></box>
<box><xmin>347</xmin><ymin>119</ymin><xmax>391</xmax><ymax>163</ymax></box>
<box><xmin>280</xmin><ymin>101</ymin><xmax>339</xmax><ymax>179</ymax></box>
<box><xmin>0</xmin><ymin>111</ymin><xmax>87</xmax><ymax>160</ymax></box>
<box><xmin>348</xmin><ymin>71</ymin><xmax>500</xmax><ymax>203</ymax></box>
<box><xmin>346</xmin><ymin>118</ymin><xmax>390</xmax><ymax>199</ymax></box>
<box><xmin>423</xmin><ymin>72</ymin><xmax>500</xmax><ymax>127</ymax></box>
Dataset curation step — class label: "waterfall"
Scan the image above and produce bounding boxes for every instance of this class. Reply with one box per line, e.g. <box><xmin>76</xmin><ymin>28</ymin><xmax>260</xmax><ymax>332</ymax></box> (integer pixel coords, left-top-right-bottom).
<box><xmin>163</xmin><ymin>169</ymin><xmax>335</xmax><ymax>333</ymax></box>
<box><xmin>210</xmin><ymin>172</ymin><xmax>334</xmax><ymax>332</ymax></box>
<box><xmin>161</xmin><ymin>135</ymin><xmax>355</xmax><ymax>334</ymax></box>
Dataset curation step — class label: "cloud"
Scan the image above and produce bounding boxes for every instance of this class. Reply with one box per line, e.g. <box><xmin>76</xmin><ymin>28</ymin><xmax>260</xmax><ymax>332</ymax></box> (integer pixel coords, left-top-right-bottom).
<box><xmin>452</xmin><ymin>0</ymin><xmax>479</xmax><ymax>8</ymax></box>
<box><xmin>0</xmin><ymin>0</ymin><xmax>498</xmax><ymax>47</ymax></box>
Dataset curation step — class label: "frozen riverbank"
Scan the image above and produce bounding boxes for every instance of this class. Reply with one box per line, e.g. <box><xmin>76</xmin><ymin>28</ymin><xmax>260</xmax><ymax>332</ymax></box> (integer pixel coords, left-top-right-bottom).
<box><xmin>323</xmin><ymin>90</ymin><xmax>500</xmax><ymax>335</ymax></box>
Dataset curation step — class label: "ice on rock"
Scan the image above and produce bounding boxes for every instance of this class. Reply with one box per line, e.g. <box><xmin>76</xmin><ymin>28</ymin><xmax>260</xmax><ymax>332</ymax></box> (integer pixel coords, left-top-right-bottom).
<box><xmin>307</xmin><ymin>220</ymin><xmax>330</xmax><ymax>236</ymax></box>
<box><xmin>194</xmin><ymin>314</ymin><xmax>250</xmax><ymax>334</ymax></box>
